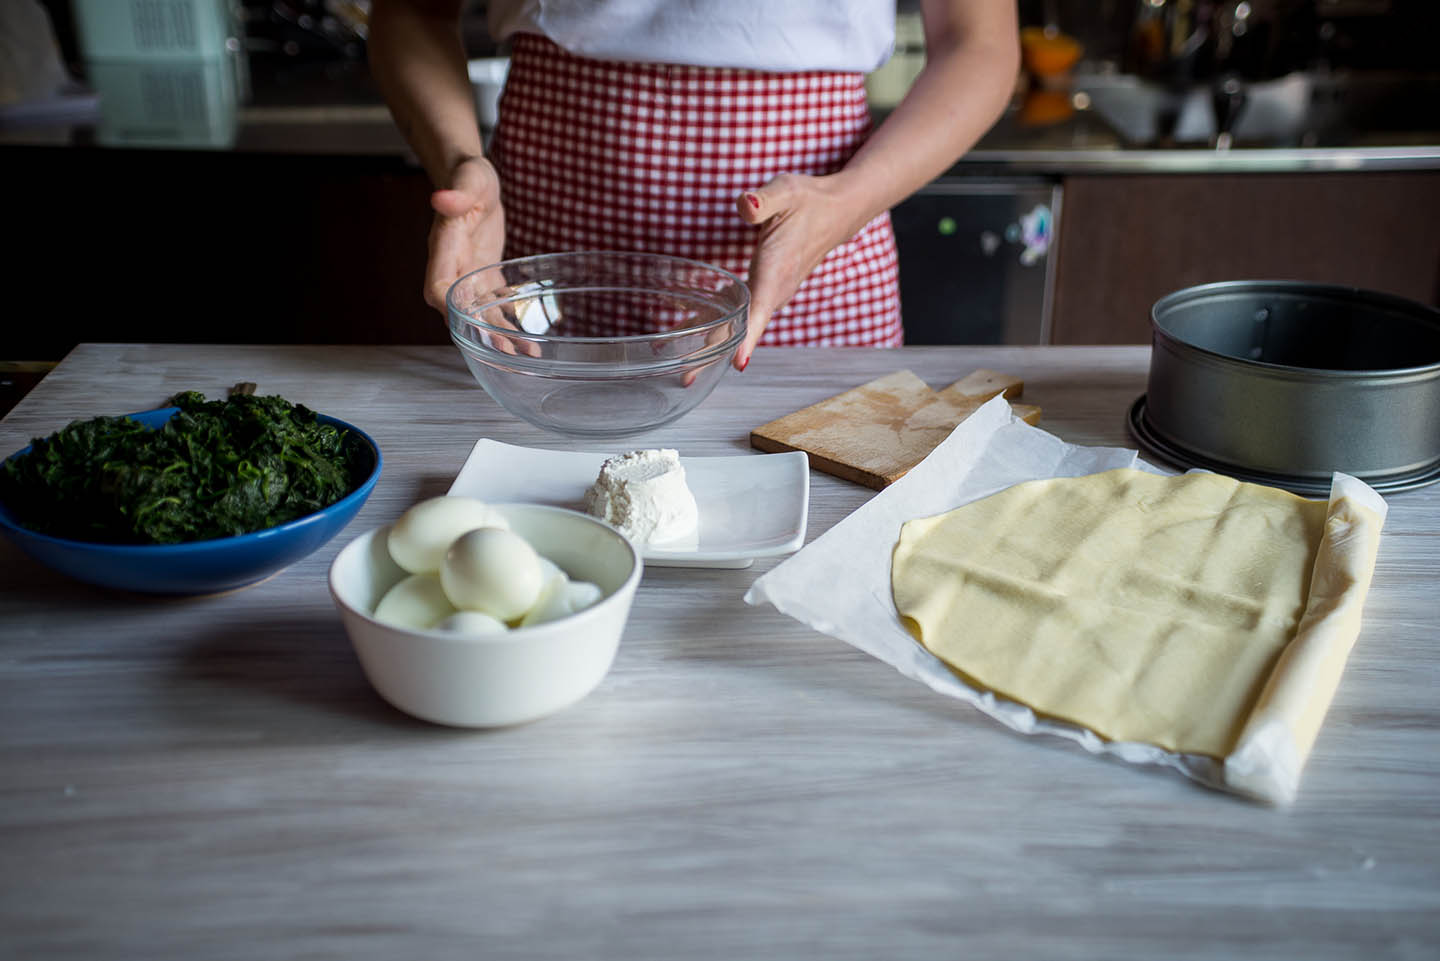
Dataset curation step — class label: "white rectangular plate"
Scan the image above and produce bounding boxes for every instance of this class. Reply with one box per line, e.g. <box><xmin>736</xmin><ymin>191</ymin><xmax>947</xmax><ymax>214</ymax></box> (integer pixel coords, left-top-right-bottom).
<box><xmin>448</xmin><ymin>440</ymin><xmax>810</xmax><ymax>569</ymax></box>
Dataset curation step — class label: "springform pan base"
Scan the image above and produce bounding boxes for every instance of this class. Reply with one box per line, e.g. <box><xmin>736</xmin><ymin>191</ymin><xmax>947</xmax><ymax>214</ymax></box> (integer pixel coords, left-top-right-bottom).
<box><xmin>1129</xmin><ymin>394</ymin><xmax>1440</xmax><ymax>496</ymax></box>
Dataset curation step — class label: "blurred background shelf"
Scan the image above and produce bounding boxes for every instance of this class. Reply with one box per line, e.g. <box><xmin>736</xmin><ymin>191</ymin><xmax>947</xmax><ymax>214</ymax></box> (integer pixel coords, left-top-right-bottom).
<box><xmin>1</xmin><ymin>0</ymin><xmax>1436</xmax><ymax>367</ymax></box>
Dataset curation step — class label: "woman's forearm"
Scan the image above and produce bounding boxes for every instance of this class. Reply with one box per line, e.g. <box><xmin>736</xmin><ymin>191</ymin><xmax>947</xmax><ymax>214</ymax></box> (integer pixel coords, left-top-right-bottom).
<box><xmin>834</xmin><ymin>0</ymin><xmax>1020</xmax><ymax>229</ymax></box>
<box><xmin>368</xmin><ymin>0</ymin><xmax>485</xmax><ymax>187</ymax></box>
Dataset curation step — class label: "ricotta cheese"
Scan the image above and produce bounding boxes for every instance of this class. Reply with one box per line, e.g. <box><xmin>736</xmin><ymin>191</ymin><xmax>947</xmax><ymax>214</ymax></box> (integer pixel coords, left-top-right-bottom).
<box><xmin>583</xmin><ymin>448</ymin><xmax>699</xmax><ymax>546</ymax></box>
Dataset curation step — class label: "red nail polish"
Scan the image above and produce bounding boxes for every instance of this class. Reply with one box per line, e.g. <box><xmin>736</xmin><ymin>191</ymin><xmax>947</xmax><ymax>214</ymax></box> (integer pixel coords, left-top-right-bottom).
<box><xmin>738</xmin><ymin>355</ymin><xmax>749</xmax><ymax>371</ymax></box>
<box><xmin>745</xmin><ymin>193</ymin><xmax>761</xmax><ymax>210</ymax></box>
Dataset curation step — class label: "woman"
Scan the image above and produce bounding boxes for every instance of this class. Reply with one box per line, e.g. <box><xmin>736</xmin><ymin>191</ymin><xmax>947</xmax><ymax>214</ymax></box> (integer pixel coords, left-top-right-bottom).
<box><xmin>368</xmin><ymin>0</ymin><xmax>1019</xmax><ymax>371</ymax></box>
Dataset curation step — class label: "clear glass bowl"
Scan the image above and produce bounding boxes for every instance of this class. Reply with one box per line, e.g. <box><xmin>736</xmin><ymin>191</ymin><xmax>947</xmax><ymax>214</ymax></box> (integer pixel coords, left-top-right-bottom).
<box><xmin>446</xmin><ymin>251</ymin><xmax>749</xmax><ymax>438</ymax></box>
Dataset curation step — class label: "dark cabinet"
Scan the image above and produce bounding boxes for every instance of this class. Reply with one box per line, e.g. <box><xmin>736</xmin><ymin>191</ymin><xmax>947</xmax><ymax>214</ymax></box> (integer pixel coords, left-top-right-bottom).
<box><xmin>5</xmin><ymin>146</ymin><xmax>442</xmax><ymax>361</ymax></box>
<box><xmin>1049</xmin><ymin>170</ymin><xmax>1440</xmax><ymax>344</ymax></box>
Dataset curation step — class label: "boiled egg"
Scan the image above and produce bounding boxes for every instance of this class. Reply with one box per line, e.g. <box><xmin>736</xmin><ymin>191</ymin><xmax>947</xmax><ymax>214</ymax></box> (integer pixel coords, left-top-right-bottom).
<box><xmin>519</xmin><ymin>565</ymin><xmax>569</xmax><ymax>628</ymax></box>
<box><xmin>434</xmin><ymin>610</ymin><xmax>510</xmax><ymax>636</ymax></box>
<box><xmin>564</xmin><ymin>580</ymin><xmax>603</xmax><ymax>611</ymax></box>
<box><xmin>520</xmin><ymin>573</ymin><xmax>604</xmax><ymax>627</ymax></box>
<box><xmin>440</xmin><ymin>527</ymin><xmax>543</xmax><ymax>621</ymax></box>
<box><xmin>537</xmin><ymin>555</ymin><xmax>565</xmax><ymax>584</ymax></box>
<box><xmin>373</xmin><ymin>572</ymin><xmax>457</xmax><ymax>630</ymax></box>
<box><xmin>388</xmin><ymin>496</ymin><xmax>509</xmax><ymax>575</ymax></box>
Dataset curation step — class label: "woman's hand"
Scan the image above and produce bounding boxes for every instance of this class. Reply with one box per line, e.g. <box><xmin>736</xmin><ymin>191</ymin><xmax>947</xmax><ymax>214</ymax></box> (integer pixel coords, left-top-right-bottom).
<box><xmin>369</xmin><ymin>0</ymin><xmax>495</xmax><ymax>316</ymax></box>
<box><xmin>424</xmin><ymin>155</ymin><xmax>506</xmax><ymax>312</ymax></box>
<box><xmin>732</xmin><ymin>173</ymin><xmax>867</xmax><ymax>371</ymax></box>
<box><xmin>731</xmin><ymin>0</ymin><xmax>1020</xmax><ymax>372</ymax></box>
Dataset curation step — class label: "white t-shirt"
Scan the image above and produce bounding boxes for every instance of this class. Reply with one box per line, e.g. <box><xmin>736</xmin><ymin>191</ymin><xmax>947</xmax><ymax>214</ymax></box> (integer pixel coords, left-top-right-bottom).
<box><xmin>486</xmin><ymin>0</ymin><xmax>898</xmax><ymax>73</ymax></box>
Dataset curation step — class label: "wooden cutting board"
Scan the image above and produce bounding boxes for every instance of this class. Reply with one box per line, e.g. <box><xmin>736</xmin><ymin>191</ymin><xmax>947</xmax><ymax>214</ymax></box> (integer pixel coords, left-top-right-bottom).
<box><xmin>750</xmin><ymin>368</ymin><xmax>1041</xmax><ymax>490</ymax></box>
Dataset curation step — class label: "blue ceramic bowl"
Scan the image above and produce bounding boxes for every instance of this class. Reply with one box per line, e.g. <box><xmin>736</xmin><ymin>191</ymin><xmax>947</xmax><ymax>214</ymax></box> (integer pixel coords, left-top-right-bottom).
<box><xmin>0</xmin><ymin>406</ymin><xmax>382</xmax><ymax>595</ymax></box>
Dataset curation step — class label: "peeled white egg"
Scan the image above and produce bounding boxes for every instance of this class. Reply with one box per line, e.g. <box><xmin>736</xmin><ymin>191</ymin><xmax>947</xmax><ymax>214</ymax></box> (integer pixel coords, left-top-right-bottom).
<box><xmin>440</xmin><ymin>527</ymin><xmax>543</xmax><ymax>621</ymax></box>
<box><xmin>373</xmin><ymin>573</ymin><xmax>457</xmax><ymax>630</ymax></box>
<box><xmin>537</xmin><ymin>556</ymin><xmax>566</xmax><ymax>584</ymax></box>
<box><xmin>387</xmin><ymin>496</ymin><xmax>509</xmax><ymax>574</ymax></box>
<box><xmin>565</xmin><ymin>580</ymin><xmax>604</xmax><ymax>611</ymax></box>
<box><xmin>520</xmin><ymin>573</ymin><xmax>604</xmax><ymax>627</ymax></box>
<box><xmin>519</xmin><ymin>567</ymin><xmax>571</xmax><ymax>627</ymax></box>
<box><xmin>433</xmin><ymin>610</ymin><xmax>510</xmax><ymax>636</ymax></box>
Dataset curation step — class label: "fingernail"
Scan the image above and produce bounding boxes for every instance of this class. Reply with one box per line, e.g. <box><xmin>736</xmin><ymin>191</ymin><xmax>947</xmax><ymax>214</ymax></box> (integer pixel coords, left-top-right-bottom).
<box><xmin>744</xmin><ymin>193</ymin><xmax>761</xmax><ymax>210</ymax></box>
<box><xmin>738</xmin><ymin>354</ymin><xmax>749</xmax><ymax>371</ymax></box>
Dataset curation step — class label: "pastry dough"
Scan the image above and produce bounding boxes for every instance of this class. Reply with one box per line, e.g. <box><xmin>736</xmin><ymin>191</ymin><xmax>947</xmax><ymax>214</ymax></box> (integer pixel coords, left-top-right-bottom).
<box><xmin>891</xmin><ymin>468</ymin><xmax>1330</xmax><ymax>758</ymax></box>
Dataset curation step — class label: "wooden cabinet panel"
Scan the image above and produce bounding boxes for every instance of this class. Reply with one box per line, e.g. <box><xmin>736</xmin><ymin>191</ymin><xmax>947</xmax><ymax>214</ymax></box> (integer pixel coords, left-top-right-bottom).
<box><xmin>1050</xmin><ymin>171</ymin><xmax>1440</xmax><ymax>344</ymax></box>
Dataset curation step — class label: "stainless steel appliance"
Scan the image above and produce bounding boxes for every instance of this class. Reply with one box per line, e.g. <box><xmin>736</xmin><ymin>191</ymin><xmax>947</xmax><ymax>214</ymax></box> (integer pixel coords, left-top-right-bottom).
<box><xmin>891</xmin><ymin>178</ymin><xmax>1061</xmax><ymax>345</ymax></box>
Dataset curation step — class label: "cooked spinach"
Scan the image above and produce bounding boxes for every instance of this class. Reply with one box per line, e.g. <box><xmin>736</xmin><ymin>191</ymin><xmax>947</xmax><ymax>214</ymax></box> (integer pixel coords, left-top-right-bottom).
<box><xmin>0</xmin><ymin>391</ymin><xmax>370</xmax><ymax>544</ymax></box>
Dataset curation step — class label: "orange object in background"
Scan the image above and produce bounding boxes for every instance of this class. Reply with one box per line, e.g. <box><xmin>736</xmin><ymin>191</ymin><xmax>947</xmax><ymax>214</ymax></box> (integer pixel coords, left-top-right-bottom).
<box><xmin>1020</xmin><ymin>26</ymin><xmax>1083</xmax><ymax>78</ymax></box>
<box><xmin>1018</xmin><ymin>88</ymin><xmax>1075</xmax><ymax>126</ymax></box>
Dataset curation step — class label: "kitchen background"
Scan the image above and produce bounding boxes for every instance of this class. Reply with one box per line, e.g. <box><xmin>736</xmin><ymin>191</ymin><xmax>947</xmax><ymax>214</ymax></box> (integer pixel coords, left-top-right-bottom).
<box><xmin>2</xmin><ymin>0</ymin><xmax>1438</xmax><ymax>412</ymax></box>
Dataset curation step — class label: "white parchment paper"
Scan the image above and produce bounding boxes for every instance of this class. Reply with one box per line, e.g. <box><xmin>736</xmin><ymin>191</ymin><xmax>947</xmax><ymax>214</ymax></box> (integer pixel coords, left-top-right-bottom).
<box><xmin>742</xmin><ymin>395</ymin><xmax>1384</xmax><ymax>802</ymax></box>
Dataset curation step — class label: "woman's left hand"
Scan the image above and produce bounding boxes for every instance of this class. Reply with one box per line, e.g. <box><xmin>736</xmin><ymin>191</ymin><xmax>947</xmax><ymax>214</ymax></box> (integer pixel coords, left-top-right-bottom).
<box><xmin>731</xmin><ymin>0</ymin><xmax>1021</xmax><ymax>373</ymax></box>
<box><xmin>732</xmin><ymin>173</ymin><xmax>868</xmax><ymax>371</ymax></box>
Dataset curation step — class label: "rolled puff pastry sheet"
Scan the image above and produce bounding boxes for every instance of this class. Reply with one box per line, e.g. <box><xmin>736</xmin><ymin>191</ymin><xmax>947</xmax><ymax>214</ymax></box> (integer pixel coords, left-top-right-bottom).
<box><xmin>891</xmin><ymin>468</ymin><xmax>1387</xmax><ymax>804</ymax></box>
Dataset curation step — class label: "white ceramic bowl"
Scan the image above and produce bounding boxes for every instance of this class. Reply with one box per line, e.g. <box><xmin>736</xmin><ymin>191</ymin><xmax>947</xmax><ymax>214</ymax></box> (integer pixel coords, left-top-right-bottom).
<box><xmin>328</xmin><ymin>503</ymin><xmax>642</xmax><ymax>727</ymax></box>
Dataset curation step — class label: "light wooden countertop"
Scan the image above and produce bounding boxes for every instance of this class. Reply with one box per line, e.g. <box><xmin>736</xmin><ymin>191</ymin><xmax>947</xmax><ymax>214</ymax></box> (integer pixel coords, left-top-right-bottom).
<box><xmin>2</xmin><ymin>343</ymin><xmax>1438</xmax><ymax>960</ymax></box>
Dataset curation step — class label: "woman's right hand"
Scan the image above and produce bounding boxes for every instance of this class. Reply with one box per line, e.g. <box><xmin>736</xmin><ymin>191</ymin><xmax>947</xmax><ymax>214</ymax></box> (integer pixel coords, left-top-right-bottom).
<box><xmin>424</xmin><ymin>154</ymin><xmax>506</xmax><ymax>312</ymax></box>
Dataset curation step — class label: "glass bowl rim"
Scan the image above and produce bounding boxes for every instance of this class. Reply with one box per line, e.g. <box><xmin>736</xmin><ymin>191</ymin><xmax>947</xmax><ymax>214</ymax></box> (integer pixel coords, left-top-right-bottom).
<box><xmin>444</xmin><ymin>250</ymin><xmax>750</xmax><ymax>347</ymax></box>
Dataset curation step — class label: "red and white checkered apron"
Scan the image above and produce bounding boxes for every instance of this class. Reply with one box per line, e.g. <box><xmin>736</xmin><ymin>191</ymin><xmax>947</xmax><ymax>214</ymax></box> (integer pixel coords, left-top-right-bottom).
<box><xmin>490</xmin><ymin>33</ymin><xmax>904</xmax><ymax>348</ymax></box>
